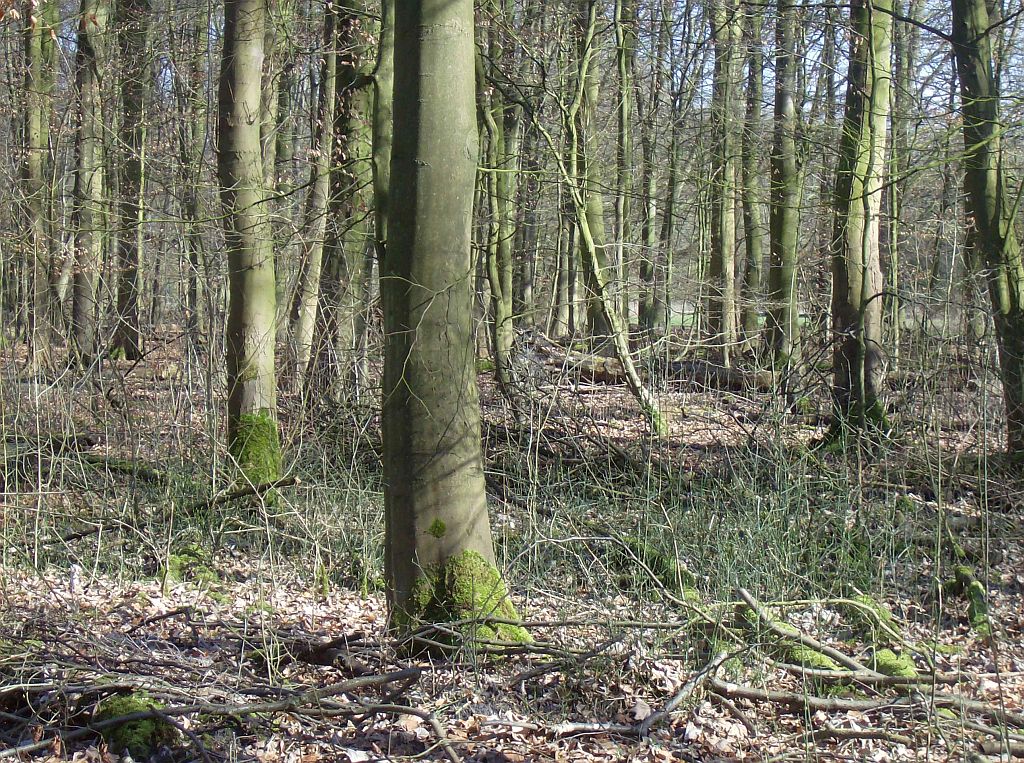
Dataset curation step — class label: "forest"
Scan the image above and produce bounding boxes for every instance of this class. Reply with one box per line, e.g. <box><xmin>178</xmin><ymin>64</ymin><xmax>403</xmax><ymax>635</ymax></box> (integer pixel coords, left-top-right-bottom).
<box><xmin>0</xmin><ymin>0</ymin><xmax>1023</xmax><ymax>759</ymax></box>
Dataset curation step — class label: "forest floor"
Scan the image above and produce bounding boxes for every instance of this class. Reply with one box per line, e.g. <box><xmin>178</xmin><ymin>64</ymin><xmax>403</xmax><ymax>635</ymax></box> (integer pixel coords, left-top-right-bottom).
<box><xmin>1</xmin><ymin>332</ymin><xmax>1023</xmax><ymax>762</ymax></box>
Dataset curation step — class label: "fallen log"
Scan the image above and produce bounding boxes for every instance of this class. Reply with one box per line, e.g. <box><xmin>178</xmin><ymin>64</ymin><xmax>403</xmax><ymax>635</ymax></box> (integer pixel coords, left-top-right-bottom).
<box><xmin>526</xmin><ymin>335</ymin><xmax>774</xmax><ymax>392</ymax></box>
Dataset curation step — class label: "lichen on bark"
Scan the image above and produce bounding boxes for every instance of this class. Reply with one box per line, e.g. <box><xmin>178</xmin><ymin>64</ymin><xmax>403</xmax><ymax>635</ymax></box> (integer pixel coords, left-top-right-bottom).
<box><xmin>395</xmin><ymin>550</ymin><xmax>530</xmax><ymax>648</ymax></box>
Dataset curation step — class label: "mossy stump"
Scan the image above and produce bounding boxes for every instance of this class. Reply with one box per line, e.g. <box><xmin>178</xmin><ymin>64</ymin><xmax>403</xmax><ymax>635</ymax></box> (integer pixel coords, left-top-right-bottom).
<box><xmin>395</xmin><ymin>550</ymin><xmax>530</xmax><ymax>652</ymax></box>
<box><xmin>95</xmin><ymin>694</ymin><xmax>178</xmax><ymax>757</ymax></box>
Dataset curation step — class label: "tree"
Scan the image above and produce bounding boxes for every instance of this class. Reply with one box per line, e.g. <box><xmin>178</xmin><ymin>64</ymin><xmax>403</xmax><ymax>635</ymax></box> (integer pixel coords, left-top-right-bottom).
<box><xmin>218</xmin><ymin>0</ymin><xmax>282</xmax><ymax>485</ymax></box>
<box><xmin>382</xmin><ymin>0</ymin><xmax>528</xmax><ymax>643</ymax></box>
<box><xmin>288</xmin><ymin>4</ymin><xmax>338</xmax><ymax>384</ymax></box>
<box><xmin>22</xmin><ymin>0</ymin><xmax>58</xmax><ymax>369</ymax></box>
<box><xmin>112</xmin><ymin>0</ymin><xmax>149</xmax><ymax>360</ymax></box>
<box><xmin>740</xmin><ymin>10</ymin><xmax>766</xmax><ymax>350</ymax></box>
<box><xmin>70</xmin><ymin>0</ymin><xmax>109</xmax><ymax>366</ymax></box>
<box><xmin>306</xmin><ymin>0</ymin><xmax>374</xmax><ymax>400</ymax></box>
<box><xmin>829</xmin><ymin>0</ymin><xmax>892</xmax><ymax>431</ymax></box>
<box><xmin>708</xmin><ymin>0</ymin><xmax>742</xmax><ymax>367</ymax></box>
<box><xmin>951</xmin><ymin>0</ymin><xmax>1024</xmax><ymax>452</ymax></box>
<box><xmin>575</xmin><ymin>0</ymin><xmax>614</xmax><ymax>339</ymax></box>
<box><xmin>765</xmin><ymin>0</ymin><xmax>803</xmax><ymax>391</ymax></box>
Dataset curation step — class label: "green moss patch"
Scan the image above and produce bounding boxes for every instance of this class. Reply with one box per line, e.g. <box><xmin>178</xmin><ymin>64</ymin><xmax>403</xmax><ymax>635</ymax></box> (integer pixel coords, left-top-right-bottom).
<box><xmin>946</xmin><ymin>565</ymin><xmax>992</xmax><ymax>637</ymax></box>
<box><xmin>736</xmin><ymin>605</ymin><xmax>843</xmax><ymax>671</ymax></box>
<box><xmin>161</xmin><ymin>543</ymin><xmax>219</xmax><ymax>586</ymax></box>
<box><xmin>397</xmin><ymin>550</ymin><xmax>530</xmax><ymax>649</ymax></box>
<box><xmin>230</xmin><ymin>410</ymin><xmax>282</xmax><ymax>488</ymax></box>
<box><xmin>95</xmin><ymin>694</ymin><xmax>178</xmax><ymax>757</ymax></box>
<box><xmin>871</xmin><ymin>648</ymin><xmax>918</xmax><ymax>678</ymax></box>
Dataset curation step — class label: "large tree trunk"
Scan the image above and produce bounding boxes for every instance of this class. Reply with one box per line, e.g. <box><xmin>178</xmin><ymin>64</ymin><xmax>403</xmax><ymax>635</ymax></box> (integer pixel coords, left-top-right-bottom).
<box><xmin>218</xmin><ymin>0</ymin><xmax>282</xmax><ymax>485</ymax></box>
<box><xmin>70</xmin><ymin>0</ymin><xmax>109</xmax><ymax>366</ymax></box>
<box><xmin>830</xmin><ymin>0</ymin><xmax>892</xmax><ymax>430</ymax></box>
<box><xmin>383</xmin><ymin>0</ymin><xmax>527</xmax><ymax>644</ymax></box>
<box><xmin>952</xmin><ymin>0</ymin><xmax>1024</xmax><ymax>453</ymax></box>
<box><xmin>112</xmin><ymin>0</ymin><xmax>149</xmax><ymax>361</ymax></box>
<box><xmin>765</xmin><ymin>0</ymin><xmax>803</xmax><ymax>389</ymax></box>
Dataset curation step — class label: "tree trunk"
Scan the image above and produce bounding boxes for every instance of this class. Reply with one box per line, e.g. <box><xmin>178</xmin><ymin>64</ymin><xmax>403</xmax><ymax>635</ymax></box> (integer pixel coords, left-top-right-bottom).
<box><xmin>951</xmin><ymin>0</ymin><xmax>1024</xmax><ymax>453</ymax></box>
<box><xmin>288</xmin><ymin>7</ymin><xmax>338</xmax><ymax>383</ymax></box>
<box><xmin>218</xmin><ymin>0</ymin><xmax>282</xmax><ymax>485</ymax></box>
<box><xmin>575</xmin><ymin>0</ymin><xmax>614</xmax><ymax>340</ymax></box>
<box><xmin>305</xmin><ymin>0</ymin><xmax>373</xmax><ymax>400</ymax></box>
<box><xmin>71</xmin><ymin>0</ymin><xmax>109</xmax><ymax>366</ymax></box>
<box><xmin>708</xmin><ymin>0</ymin><xmax>741</xmax><ymax>367</ymax></box>
<box><xmin>613</xmin><ymin>0</ymin><xmax>635</xmax><ymax>322</ymax></box>
<box><xmin>765</xmin><ymin>0</ymin><xmax>803</xmax><ymax>388</ymax></box>
<box><xmin>740</xmin><ymin>10</ymin><xmax>766</xmax><ymax>351</ymax></box>
<box><xmin>371</xmin><ymin>0</ymin><xmax>394</xmax><ymax>261</ymax></box>
<box><xmin>383</xmin><ymin>0</ymin><xmax>528</xmax><ymax>644</ymax></box>
<box><xmin>830</xmin><ymin>0</ymin><xmax>892</xmax><ymax>430</ymax></box>
<box><xmin>112</xmin><ymin>0</ymin><xmax>149</xmax><ymax>361</ymax></box>
<box><xmin>23</xmin><ymin>0</ymin><xmax>57</xmax><ymax>369</ymax></box>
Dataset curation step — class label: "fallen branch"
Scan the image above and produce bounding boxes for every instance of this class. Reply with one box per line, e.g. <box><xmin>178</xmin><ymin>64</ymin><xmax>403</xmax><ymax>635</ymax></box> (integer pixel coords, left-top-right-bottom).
<box><xmin>185</xmin><ymin>475</ymin><xmax>301</xmax><ymax>513</ymax></box>
<box><xmin>737</xmin><ymin>588</ymin><xmax>878</xmax><ymax>675</ymax></box>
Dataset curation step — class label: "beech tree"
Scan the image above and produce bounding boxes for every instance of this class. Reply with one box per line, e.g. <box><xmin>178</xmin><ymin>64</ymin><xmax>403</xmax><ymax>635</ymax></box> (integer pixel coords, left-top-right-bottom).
<box><xmin>382</xmin><ymin>0</ymin><xmax>528</xmax><ymax>642</ymax></box>
<box><xmin>952</xmin><ymin>0</ymin><xmax>1024</xmax><ymax>452</ymax></box>
<box><xmin>829</xmin><ymin>0</ymin><xmax>892</xmax><ymax>431</ymax></box>
<box><xmin>70</xmin><ymin>0</ymin><xmax>109</xmax><ymax>366</ymax></box>
<box><xmin>218</xmin><ymin>0</ymin><xmax>282</xmax><ymax>485</ymax></box>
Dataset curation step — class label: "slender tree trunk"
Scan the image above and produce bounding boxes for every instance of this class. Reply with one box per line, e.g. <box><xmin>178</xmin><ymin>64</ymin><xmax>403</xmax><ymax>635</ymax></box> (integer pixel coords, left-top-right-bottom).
<box><xmin>830</xmin><ymin>0</ymin><xmax>892</xmax><ymax>430</ymax></box>
<box><xmin>766</xmin><ymin>0</ymin><xmax>803</xmax><ymax>388</ymax></box>
<box><xmin>218</xmin><ymin>0</ymin><xmax>282</xmax><ymax>484</ymax></box>
<box><xmin>383</xmin><ymin>0</ymin><xmax>527</xmax><ymax>642</ymax></box>
<box><xmin>708</xmin><ymin>0</ymin><xmax>741</xmax><ymax>367</ymax></box>
<box><xmin>112</xmin><ymin>0</ymin><xmax>149</xmax><ymax>360</ymax></box>
<box><xmin>740</xmin><ymin>10</ymin><xmax>766</xmax><ymax>351</ymax></box>
<box><xmin>306</xmin><ymin>0</ymin><xmax>374</xmax><ymax>399</ymax></box>
<box><xmin>952</xmin><ymin>0</ymin><xmax>1024</xmax><ymax>452</ymax></box>
<box><xmin>613</xmin><ymin>0</ymin><xmax>635</xmax><ymax>322</ymax></box>
<box><xmin>575</xmin><ymin>0</ymin><xmax>614</xmax><ymax>340</ymax></box>
<box><xmin>371</xmin><ymin>0</ymin><xmax>394</xmax><ymax>261</ymax></box>
<box><xmin>23</xmin><ymin>0</ymin><xmax>56</xmax><ymax>369</ymax></box>
<box><xmin>71</xmin><ymin>0</ymin><xmax>109</xmax><ymax>366</ymax></box>
<box><xmin>884</xmin><ymin>0</ymin><xmax>919</xmax><ymax>371</ymax></box>
<box><xmin>288</xmin><ymin>7</ymin><xmax>337</xmax><ymax>383</ymax></box>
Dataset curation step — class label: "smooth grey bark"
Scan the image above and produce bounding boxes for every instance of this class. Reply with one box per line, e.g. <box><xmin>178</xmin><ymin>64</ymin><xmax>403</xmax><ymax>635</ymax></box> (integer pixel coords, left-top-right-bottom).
<box><xmin>708</xmin><ymin>0</ymin><xmax>742</xmax><ymax>367</ymax></box>
<box><xmin>218</xmin><ymin>0</ymin><xmax>282</xmax><ymax>484</ymax></box>
<box><xmin>383</xmin><ymin>0</ymin><xmax>526</xmax><ymax>640</ymax></box>
<box><xmin>740</xmin><ymin>10</ymin><xmax>767</xmax><ymax>350</ymax></box>
<box><xmin>112</xmin><ymin>0</ymin><xmax>149</xmax><ymax>360</ymax></box>
<box><xmin>766</xmin><ymin>0</ymin><xmax>803</xmax><ymax>386</ymax></box>
<box><xmin>830</xmin><ymin>0</ymin><xmax>892</xmax><ymax>429</ymax></box>
<box><xmin>70</xmin><ymin>0</ymin><xmax>109</xmax><ymax>366</ymax></box>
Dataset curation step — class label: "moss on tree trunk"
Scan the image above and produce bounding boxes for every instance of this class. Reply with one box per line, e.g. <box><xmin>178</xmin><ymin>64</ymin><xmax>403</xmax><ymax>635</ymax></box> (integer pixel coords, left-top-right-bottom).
<box><xmin>395</xmin><ymin>550</ymin><xmax>530</xmax><ymax>647</ymax></box>
<box><xmin>229</xmin><ymin>410</ymin><xmax>282</xmax><ymax>487</ymax></box>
